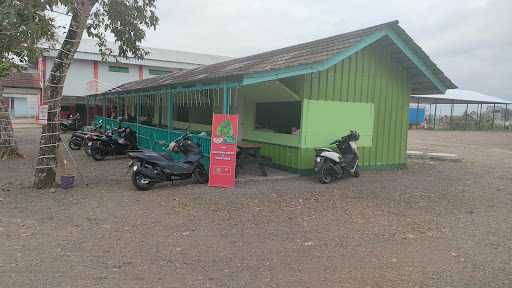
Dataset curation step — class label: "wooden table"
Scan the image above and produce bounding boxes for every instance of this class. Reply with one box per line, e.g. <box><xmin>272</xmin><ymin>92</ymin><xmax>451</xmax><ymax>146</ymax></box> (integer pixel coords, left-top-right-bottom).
<box><xmin>236</xmin><ymin>142</ymin><xmax>268</xmax><ymax>177</ymax></box>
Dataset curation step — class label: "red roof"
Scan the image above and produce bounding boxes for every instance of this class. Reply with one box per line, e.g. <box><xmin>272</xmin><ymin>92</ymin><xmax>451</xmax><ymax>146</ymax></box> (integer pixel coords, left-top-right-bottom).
<box><xmin>0</xmin><ymin>72</ymin><xmax>41</xmax><ymax>89</ymax></box>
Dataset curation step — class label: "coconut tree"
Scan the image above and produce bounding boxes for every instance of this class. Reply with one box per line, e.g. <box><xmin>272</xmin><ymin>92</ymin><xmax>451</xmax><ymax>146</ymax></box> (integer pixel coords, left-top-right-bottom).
<box><xmin>33</xmin><ymin>0</ymin><xmax>158</xmax><ymax>189</ymax></box>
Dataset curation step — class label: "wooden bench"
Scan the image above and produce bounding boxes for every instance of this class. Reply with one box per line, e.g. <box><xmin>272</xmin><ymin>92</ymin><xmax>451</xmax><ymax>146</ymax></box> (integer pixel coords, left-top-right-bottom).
<box><xmin>236</xmin><ymin>142</ymin><xmax>270</xmax><ymax>177</ymax></box>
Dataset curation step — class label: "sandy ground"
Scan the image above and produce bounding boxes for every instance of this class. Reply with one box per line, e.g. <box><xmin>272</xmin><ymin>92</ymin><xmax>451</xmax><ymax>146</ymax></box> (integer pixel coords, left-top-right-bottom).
<box><xmin>0</xmin><ymin>129</ymin><xmax>511</xmax><ymax>287</ymax></box>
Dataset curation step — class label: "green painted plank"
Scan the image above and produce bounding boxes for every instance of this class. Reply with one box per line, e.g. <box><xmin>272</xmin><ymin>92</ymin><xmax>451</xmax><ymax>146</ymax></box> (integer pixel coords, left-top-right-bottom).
<box><xmin>341</xmin><ymin>60</ymin><xmax>349</xmax><ymax>102</ymax></box>
<box><xmin>334</xmin><ymin>62</ymin><xmax>342</xmax><ymax>101</ymax></box>
<box><xmin>389</xmin><ymin>69</ymin><xmax>398</xmax><ymax>164</ymax></box>
<box><xmin>327</xmin><ymin>65</ymin><xmax>334</xmax><ymax>101</ymax></box>
<box><xmin>347</xmin><ymin>56</ymin><xmax>354</xmax><ymax>101</ymax></box>
<box><xmin>376</xmin><ymin>62</ymin><xmax>386</xmax><ymax>165</ymax></box>
<box><xmin>355</xmin><ymin>51</ymin><xmax>363</xmax><ymax>103</ymax></box>
<box><xmin>311</xmin><ymin>72</ymin><xmax>319</xmax><ymax>100</ymax></box>
<box><xmin>319</xmin><ymin>70</ymin><xmax>327</xmax><ymax>100</ymax></box>
<box><xmin>304</xmin><ymin>73</ymin><xmax>312</xmax><ymax>99</ymax></box>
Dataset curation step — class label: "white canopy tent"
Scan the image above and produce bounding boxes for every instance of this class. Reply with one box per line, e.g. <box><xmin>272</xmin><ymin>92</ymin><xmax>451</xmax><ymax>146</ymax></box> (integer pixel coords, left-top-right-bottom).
<box><xmin>410</xmin><ymin>89</ymin><xmax>511</xmax><ymax>130</ymax></box>
<box><xmin>411</xmin><ymin>89</ymin><xmax>511</xmax><ymax>105</ymax></box>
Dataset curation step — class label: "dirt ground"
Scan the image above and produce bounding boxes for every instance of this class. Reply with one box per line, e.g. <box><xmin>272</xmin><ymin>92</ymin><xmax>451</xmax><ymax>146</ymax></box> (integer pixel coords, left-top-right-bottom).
<box><xmin>1</xmin><ymin>129</ymin><xmax>511</xmax><ymax>287</ymax></box>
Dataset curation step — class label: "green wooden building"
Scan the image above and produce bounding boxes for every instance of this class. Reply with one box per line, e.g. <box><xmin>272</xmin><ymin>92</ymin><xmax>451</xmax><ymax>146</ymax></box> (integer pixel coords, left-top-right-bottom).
<box><xmin>87</xmin><ymin>20</ymin><xmax>456</xmax><ymax>173</ymax></box>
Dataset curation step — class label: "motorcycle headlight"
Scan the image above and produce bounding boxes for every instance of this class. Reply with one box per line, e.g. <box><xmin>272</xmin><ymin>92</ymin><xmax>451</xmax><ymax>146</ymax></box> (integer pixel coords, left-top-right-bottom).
<box><xmin>316</xmin><ymin>157</ymin><xmax>321</xmax><ymax>163</ymax></box>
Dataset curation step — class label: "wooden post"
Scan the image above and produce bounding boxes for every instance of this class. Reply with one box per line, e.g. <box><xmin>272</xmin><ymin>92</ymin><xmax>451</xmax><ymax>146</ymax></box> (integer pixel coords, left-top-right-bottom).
<box><xmin>449</xmin><ymin>103</ymin><xmax>454</xmax><ymax>129</ymax></box>
<box><xmin>503</xmin><ymin>104</ymin><xmax>507</xmax><ymax>131</ymax></box>
<box><xmin>102</xmin><ymin>95</ymin><xmax>106</xmax><ymax>117</ymax></box>
<box><xmin>85</xmin><ymin>96</ymin><xmax>89</xmax><ymax>126</ymax></box>
<box><xmin>136</xmin><ymin>92</ymin><xmax>140</xmax><ymax>144</ymax></box>
<box><xmin>223</xmin><ymin>83</ymin><xmax>230</xmax><ymax>114</ymax></box>
<box><xmin>429</xmin><ymin>104</ymin><xmax>432</xmax><ymax>129</ymax></box>
<box><xmin>433</xmin><ymin>103</ymin><xmax>437</xmax><ymax>129</ymax></box>
<box><xmin>167</xmin><ymin>89</ymin><xmax>173</xmax><ymax>142</ymax></box>
<box><xmin>476</xmin><ymin>103</ymin><xmax>483</xmax><ymax>130</ymax></box>
<box><xmin>415</xmin><ymin>98</ymin><xmax>420</xmax><ymax>129</ymax></box>
<box><xmin>505</xmin><ymin>104</ymin><xmax>509</xmax><ymax>131</ymax></box>
<box><xmin>464</xmin><ymin>104</ymin><xmax>469</xmax><ymax>130</ymax></box>
<box><xmin>492</xmin><ymin>104</ymin><xmax>496</xmax><ymax>130</ymax></box>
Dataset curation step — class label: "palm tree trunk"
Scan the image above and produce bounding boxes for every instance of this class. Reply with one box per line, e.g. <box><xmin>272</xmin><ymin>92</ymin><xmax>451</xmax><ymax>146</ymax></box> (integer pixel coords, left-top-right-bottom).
<box><xmin>0</xmin><ymin>86</ymin><xmax>21</xmax><ymax>159</ymax></box>
<box><xmin>34</xmin><ymin>1</ymin><xmax>93</xmax><ymax>189</ymax></box>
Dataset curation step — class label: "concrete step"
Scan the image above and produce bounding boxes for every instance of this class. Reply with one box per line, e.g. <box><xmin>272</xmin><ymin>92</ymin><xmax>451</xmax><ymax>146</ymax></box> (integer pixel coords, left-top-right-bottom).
<box><xmin>407</xmin><ymin>150</ymin><xmax>461</xmax><ymax>162</ymax></box>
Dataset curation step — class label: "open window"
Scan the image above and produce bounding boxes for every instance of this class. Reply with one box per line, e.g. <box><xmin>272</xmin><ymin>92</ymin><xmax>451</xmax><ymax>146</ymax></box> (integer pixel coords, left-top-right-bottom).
<box><xmin>255</xmin><ymin>101</ymin><xmax>301</xmax><ymax>135</ymax></box>
<box><xmin>174</xmin><ymin>105</ymin><xmax>212</xmax><ymax>125</ymax></box>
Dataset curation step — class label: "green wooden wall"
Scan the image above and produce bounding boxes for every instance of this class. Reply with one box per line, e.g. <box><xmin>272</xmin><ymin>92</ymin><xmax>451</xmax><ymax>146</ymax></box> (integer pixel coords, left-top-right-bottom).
<box><xmin>245</xmin><ymin>44</ymin><xmax>410</xmax><ymax>171</ymax></box>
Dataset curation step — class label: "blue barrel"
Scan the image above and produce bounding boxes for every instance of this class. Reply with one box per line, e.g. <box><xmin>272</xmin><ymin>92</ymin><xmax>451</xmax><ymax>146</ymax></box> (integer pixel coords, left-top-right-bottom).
<box><xmin>408</xmin><ymin>107</ymin><xmax>425</xmax><ymax>125</ymax></box>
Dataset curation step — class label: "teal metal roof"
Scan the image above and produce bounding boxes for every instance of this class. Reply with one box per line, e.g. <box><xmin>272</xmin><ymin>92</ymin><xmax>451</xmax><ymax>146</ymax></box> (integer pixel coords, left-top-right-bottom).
<box><xmin>107</xmin><ymin>20</ymin><xmax>456</xmax><ymax>95</ymax></box>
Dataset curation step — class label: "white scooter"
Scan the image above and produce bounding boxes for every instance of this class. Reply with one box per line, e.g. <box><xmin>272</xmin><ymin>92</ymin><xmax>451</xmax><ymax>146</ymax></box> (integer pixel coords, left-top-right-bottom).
<box><xmin>314</xmin><ymin>130</ymin><xmax>360</xmax><ymax>184</ymax></box>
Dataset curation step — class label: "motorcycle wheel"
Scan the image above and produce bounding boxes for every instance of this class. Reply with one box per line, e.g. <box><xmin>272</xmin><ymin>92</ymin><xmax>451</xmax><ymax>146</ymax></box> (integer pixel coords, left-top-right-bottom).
<box><xmin>68</xmin><ymin>138</ymin><xmax>82</xmax><ymax>150</ymax></box>
<box><xmin>84</xmin><ymin>142</ymin><xmax>92</xmax><ymax>156</ymax></box>
<box><xmin>318</xmin><ymin>163</ymin><xmax>335</xmax><ymax>184</ymax></box>
<box><xmin>90</xmin><ymin>143</ymin><xmax>107</xmax><ymax>161</ymax></box>
<box><xmin>131</xmin><ymin>171</ymin><xmax>155</xmax><ymax>191</ymax></box>
<box><xmin>193</xmin><ymin>165</ymin><xmax>209</xmax><ymax>184</ymax></box>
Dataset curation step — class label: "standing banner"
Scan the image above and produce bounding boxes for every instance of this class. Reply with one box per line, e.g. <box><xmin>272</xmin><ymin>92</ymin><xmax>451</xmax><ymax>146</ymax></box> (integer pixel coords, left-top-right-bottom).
<box><xmin>208</xmin><ymin>114</ymin><xmax>239</xmax><ymax>188</ymax></box>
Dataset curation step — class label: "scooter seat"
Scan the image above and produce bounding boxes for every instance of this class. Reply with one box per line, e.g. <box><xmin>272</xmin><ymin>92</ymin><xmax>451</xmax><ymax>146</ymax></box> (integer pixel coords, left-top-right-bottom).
<box><xmin>316</xmin><ymin>148</ymin><xmax>333</xmax><ymax>152</ymax></box>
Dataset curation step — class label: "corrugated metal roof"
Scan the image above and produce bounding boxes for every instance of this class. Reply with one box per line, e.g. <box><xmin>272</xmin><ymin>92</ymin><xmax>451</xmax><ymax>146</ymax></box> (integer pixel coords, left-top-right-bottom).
<box><xmin>411</xmin><ymin>90</ymin><xmax>512</xmax><ymax>104</ymax></box>
<box><xmin>44</xmin><ymin>38</ymin><xmax>232</xmax><ymax>67</ymax></box>
<box><xmin>0</xmin><ymin>72</ymin><xmax>41</xmax><ymax>89</ymax></box>
<box><xmin>107</xmin><ymin>20</ymin><xmax>457</xmax><ymax>95</ymax></box>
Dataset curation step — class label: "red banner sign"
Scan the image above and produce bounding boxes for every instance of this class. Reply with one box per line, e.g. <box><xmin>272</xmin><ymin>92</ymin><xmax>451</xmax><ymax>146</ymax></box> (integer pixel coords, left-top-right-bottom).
<box><xmin>208</xmin><ymin>114</ymin><xmax>239</xmax><ymax>188</ymax></box>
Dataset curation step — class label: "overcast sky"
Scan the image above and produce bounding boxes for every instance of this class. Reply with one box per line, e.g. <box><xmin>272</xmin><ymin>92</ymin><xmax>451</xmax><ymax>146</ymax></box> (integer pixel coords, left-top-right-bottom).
<box><xmin>58</xmin><ymin>0</ymin><xmax>512</xmax><ymax>100</ymax></box>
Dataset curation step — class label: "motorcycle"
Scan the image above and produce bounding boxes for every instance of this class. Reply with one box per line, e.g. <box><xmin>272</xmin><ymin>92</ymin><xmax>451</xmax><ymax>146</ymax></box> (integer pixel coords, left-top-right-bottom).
<box><xmin>68</xmin><ymin>121</ymin><xmax>105</xmax><ymax>151</ymax></box>
<box><xmin>314</xmin><ymin>130</ymin><xmax>360</xmax><ymax>184</ymax></box>
<box><xmin>89</xmin><ymin>125</ymin><xmax>138</xmax><ymax>161</ymax></box>
<box><xmin>128</xmin><ymin>132</ymin><xmax>209</xmax><ymax>191</ymax></box>
<box><xmin>61</xmin><ymin>113</ymin><xmax>83</xmax><ymax>131</ymax></box>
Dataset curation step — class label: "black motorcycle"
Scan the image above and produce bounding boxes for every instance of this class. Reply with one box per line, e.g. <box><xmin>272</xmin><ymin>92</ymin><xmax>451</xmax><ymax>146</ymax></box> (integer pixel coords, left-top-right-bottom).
<box><xmin>128</xmin><ymin>132</ymin><xmax>209</xmax><ymax>191</ymax></box>
<box><xmin>61</xmin><ymin>113</ymin><xmax>83</xmax><ymax>131</ymax></box>
<box><xmin>314</xmin><ymin>130</ymin><xmax>360</xmax><ymax>184</ymax></box>
<box><xmin>68</xmin><ymin>121</ymin><xmax>105</xmax><ymax>151</ymax></box>
<box><xmin>90</xmin><ymin>126</ymin><xmax>138</xmax><ymax>161</ymax></box>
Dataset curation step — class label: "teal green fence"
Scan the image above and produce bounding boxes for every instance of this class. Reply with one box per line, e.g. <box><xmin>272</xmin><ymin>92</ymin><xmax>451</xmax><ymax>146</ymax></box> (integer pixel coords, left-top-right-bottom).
<box><xmin>95</xmin><ymin>116</ymin><xmax>212</xmax><ymax>160</ymax></box>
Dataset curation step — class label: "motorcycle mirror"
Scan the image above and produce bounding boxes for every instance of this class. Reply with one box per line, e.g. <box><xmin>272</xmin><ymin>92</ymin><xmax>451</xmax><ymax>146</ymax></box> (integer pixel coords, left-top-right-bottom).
<box><xmin>169</xmin><ymin>142</ymin><xmax>177</xmax><ymax>151</ymax></box>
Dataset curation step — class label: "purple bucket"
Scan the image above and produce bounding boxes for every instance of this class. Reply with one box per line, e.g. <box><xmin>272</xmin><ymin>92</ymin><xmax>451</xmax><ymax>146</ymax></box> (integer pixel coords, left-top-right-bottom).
<box><xmin>60</xmin><ymin>175</ymin><xmax>75</xmax><ymax>190</ymax></box>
